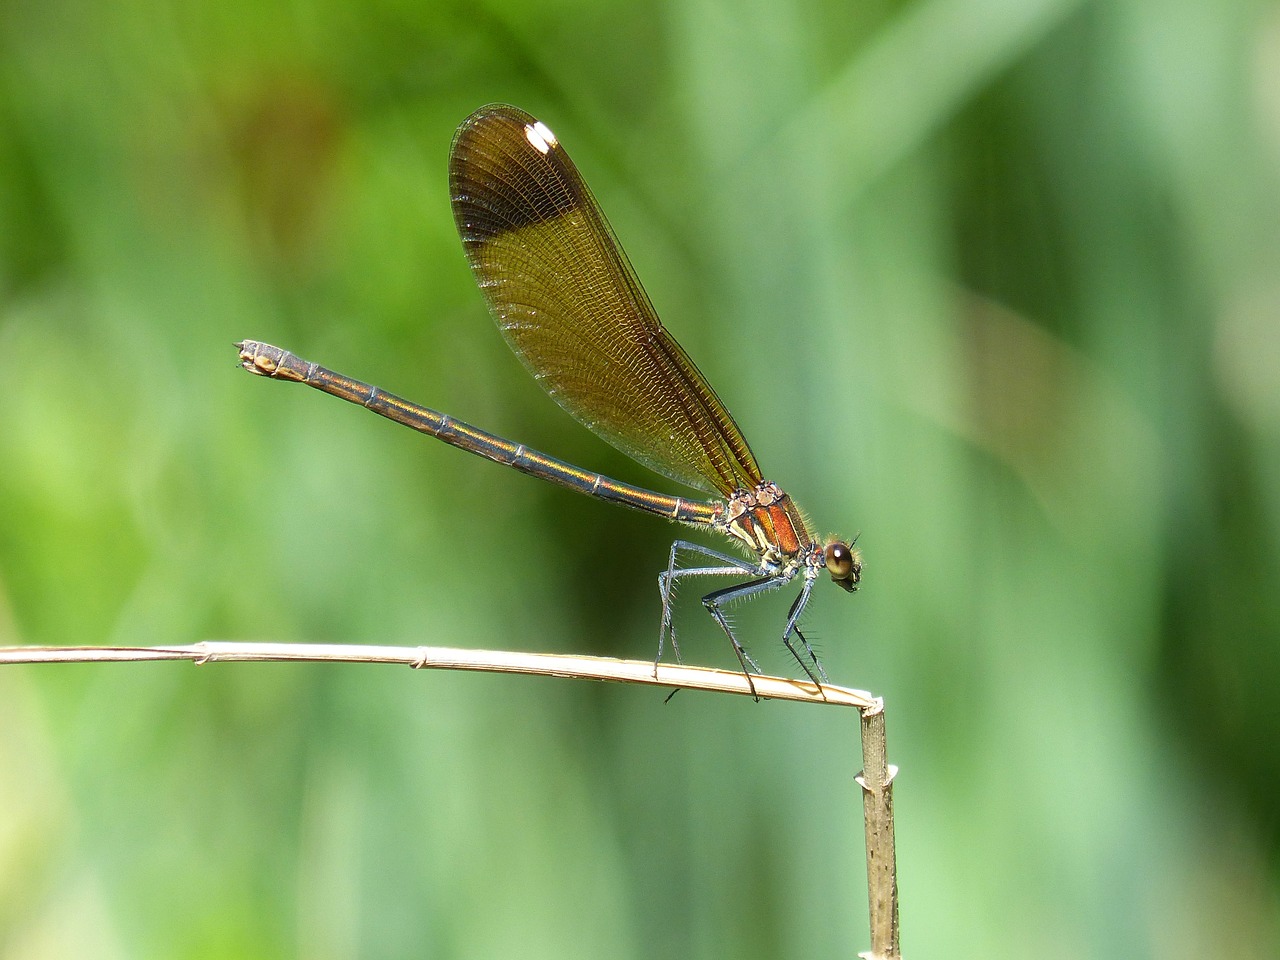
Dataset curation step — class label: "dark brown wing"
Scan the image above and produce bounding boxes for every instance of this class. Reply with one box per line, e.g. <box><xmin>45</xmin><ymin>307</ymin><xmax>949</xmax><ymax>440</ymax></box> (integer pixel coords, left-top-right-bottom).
<box><xmin>448</xmin><ymin>104</ymin><xmax>762</xmax><ymax>497</ymax></box>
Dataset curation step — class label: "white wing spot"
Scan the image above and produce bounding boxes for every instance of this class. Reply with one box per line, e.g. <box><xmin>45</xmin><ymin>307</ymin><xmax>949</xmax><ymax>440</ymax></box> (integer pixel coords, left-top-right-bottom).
<box><xmin>524</xmin><ymin>120</ymin><xmax>558</xmax><ymax>155</ymax></box>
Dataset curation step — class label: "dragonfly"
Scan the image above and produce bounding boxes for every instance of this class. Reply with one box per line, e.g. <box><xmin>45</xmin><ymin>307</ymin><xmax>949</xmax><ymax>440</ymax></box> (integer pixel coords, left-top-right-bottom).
<box><xmin>238</xmin><ymin>103</ymin><xmax>861</xmax><ymax>696</ymax></box>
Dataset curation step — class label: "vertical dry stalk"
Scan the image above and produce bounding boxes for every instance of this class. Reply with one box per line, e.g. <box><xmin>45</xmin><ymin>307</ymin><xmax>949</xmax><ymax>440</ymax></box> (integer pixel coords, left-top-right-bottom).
<box><xmin>857</xmin><ymin>699</ymin><xmax>901</xmax><ymax>959</ymax></box>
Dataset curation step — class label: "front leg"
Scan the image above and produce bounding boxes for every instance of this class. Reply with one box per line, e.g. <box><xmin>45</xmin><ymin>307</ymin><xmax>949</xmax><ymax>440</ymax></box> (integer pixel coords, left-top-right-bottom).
<box><xmin>780</xmin><ymin>575</ymin><xmax>828</xmax><ymax>689</ymax></box>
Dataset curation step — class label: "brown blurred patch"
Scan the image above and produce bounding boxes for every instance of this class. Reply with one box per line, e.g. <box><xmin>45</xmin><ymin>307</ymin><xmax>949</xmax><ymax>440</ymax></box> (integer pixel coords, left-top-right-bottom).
<box><xmin>221</xmin><ymin>73</ymin><xmax>345</xmax><ymax>273</ymax></box>
<box><xmin>934</xmin><ymin>291</ymin><xmax>1159</xmax><ymax>536</ymax></box>
<box><xmin>961</xmin><ymin>292</ymin><xmax>1072</xmax><ymax>479</ymax></box>
<box><xmin>127</xmin><ymin>70</ymin><xmax>348</xmax><ymax>277</ymax></box>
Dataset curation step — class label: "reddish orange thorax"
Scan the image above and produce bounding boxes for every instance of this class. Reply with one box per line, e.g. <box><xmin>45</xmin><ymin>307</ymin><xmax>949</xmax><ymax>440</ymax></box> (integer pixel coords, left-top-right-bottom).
<box><xmin>722</xmin><ymin>481</ymin><xmax>814</xmax><ymax>564</ymax></box>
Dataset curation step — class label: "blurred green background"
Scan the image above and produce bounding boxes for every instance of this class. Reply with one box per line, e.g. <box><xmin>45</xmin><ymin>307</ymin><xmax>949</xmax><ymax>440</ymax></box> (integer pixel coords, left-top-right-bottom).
<box><xmin>2</xmin><ymin>0</ymin><xmax>1279</xmax><ymax>956</ymax></box>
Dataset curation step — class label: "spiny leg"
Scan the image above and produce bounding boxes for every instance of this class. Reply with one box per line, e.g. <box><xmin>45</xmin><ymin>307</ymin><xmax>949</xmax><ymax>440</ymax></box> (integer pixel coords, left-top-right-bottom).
<box><xmin>786</xmin><ymin>625</ymin><xmax>828</xmax><ymax>686</ymax></box>
<box><xmin>656</xmin><ymin>540</ymin><xmax>761</xmax><ymax>669</ymax></box>
<box><xmin>701</xmin><ymin>573</ymin><xmax>796</xmax><ymax>701</ymax></box>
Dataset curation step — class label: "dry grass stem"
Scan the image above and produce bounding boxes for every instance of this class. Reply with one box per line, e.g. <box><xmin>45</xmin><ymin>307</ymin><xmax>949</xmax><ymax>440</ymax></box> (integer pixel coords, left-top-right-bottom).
<box><xmin>0</xmin><ymin>641</ymin><xmax>876</xmax><ymax>707</ymax></box>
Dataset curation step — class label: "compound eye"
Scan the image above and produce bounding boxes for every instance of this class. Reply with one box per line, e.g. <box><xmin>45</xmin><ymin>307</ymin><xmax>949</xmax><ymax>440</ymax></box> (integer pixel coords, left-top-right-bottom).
<box><xmin>825</xmin><ymin>541</ymin><xmax>855</xmax><ymax>579</ymax></box>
